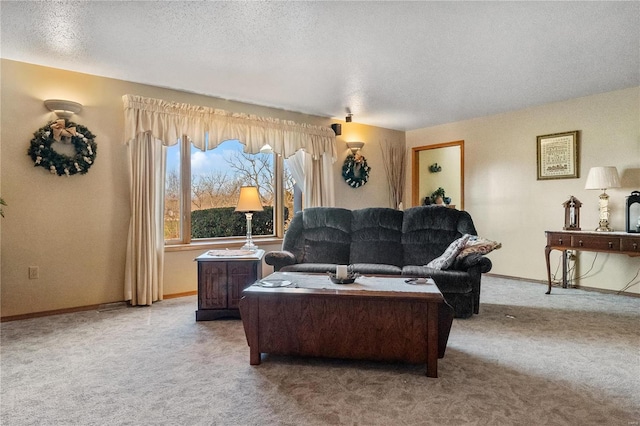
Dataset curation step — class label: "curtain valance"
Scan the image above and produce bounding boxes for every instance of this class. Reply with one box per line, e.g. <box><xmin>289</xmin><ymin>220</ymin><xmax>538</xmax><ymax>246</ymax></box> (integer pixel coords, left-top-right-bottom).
<box><xmin>122</xmin><ymin>94</ymin><xmax>336</xmax><ymax>160</ymax></box>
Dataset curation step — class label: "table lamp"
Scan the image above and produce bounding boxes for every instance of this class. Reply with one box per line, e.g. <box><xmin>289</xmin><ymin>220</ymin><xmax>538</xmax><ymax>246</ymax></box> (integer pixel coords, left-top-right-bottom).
<box><xmin>584</xmin><ymin>166</ymin><xmax>621</xmax><ymax>231</ymax></box>
<box><xmin>235</xmin><ymin>186</ymin><xmax>263</xmax><ymax>250</ymax></box>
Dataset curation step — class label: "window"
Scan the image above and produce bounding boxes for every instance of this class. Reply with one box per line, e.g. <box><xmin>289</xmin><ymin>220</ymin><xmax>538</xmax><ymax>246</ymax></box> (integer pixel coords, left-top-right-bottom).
<box><xmin>164</xmin><ymin>139</ymin><xmax>295</xmax><ymax>244</ymax></box>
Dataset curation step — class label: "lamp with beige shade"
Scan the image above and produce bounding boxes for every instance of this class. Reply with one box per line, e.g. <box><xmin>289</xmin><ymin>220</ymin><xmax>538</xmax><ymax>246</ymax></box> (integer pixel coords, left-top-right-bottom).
<box><xmin>235</xmin><ymin>186</ymin><xmax>263</xmax><ymax>250</ymax></box>
<box><xmin>585</xmin><ymin>166</ymin><xmax>621</xmax><ymax>231</ymax></box>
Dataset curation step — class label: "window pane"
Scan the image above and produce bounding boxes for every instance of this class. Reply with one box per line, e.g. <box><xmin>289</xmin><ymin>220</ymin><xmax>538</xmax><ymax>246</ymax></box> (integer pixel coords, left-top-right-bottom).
<box><xmin>164</xmin><ymin>142</ymin><xmax>181</xmax><ymax>241</ymax></box>
<box><xmin>190</xmin><ymin>140</ymin><xmax>276</xmax><ymax>239</ymax></box>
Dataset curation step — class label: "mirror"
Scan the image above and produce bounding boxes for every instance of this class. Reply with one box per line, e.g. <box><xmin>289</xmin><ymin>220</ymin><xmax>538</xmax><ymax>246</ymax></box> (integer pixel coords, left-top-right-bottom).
<box><xmin>411</xmin><ymin>140</ymin><xmax>464</xmax><ymax>209</ymax></box>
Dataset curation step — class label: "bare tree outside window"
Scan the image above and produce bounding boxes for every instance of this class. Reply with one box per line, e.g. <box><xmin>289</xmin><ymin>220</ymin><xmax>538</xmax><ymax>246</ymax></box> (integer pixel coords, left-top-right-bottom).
<box><xmin>163</xmin><ymin>139</ymin><xmax>295</xmax><ymax>242</ymax></box>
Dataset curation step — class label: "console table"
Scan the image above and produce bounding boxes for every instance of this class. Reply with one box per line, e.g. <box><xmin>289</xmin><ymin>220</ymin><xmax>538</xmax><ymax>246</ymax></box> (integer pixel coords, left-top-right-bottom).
<box><xmin>195</xmin><ymin>249</ymin><xmax>264</xmax><ymax>320</ymax></box>
<box><xmin>544</xmin><ymin>231</ymin><xmax>640</xmax><ymax>294</ymax></box>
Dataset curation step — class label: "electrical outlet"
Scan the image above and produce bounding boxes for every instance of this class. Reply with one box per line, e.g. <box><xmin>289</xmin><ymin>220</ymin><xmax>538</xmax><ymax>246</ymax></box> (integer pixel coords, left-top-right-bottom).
<box><xmin>567</xmin><ymin>251</ymin><xmax>577</xmax><ymax>261</ymax></box>
<box><xmin>28</xmin><ymin>266</ymin><xmax>39</xmax><ymax>279</ymax></box>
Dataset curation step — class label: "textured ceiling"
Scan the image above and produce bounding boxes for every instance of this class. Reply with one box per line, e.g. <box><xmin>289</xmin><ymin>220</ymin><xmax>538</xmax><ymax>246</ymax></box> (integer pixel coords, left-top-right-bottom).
<box><xmin>1</xmin><ymin>1</ymin><xmax>638</xmax><ymax>131</ymax></box>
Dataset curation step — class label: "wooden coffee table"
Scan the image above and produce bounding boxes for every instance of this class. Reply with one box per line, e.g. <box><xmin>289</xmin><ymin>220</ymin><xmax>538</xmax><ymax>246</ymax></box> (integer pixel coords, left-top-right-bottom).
<box><xmin>238</xmin><ymin>272</ymin><xmax>454</xmax><ymax>377</ymax></box>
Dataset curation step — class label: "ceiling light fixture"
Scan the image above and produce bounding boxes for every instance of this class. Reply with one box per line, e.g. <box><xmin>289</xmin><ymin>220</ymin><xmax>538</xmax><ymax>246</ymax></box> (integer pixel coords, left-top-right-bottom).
<box><xmin>44</xmin><ymin>99</ymin><xmax>83</xmax><ymax>119</ymax></box>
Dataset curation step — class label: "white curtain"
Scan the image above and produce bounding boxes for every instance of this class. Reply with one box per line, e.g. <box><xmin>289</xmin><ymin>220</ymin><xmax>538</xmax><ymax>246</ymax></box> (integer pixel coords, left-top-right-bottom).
<box><xmin>124</xmin><ymin>132</ymin><xmax>165</xmax><ymax>306</ymax></box>
<box><xmin>284</xmin><ymin>150</ymin><xmax>306</xmax><ymax>191</ymax></box>
<box><xmin>123</xmin><ymin>94</ymin><xmax>336</xmax><ymax>160</ymax></box>
<box><xmin>305</xmin><ymin>153</ymin><xmax>335</xmax><ymax>207</ymax></box>
<box><xmin>123</xmin><ymin>94</ymin><xmax>336</xmax><ymax>304</ymax></box>
<box><xmin>284</xmin><ymin>150</ymin><xmax>335</xmax><ymax>208</ymax></box>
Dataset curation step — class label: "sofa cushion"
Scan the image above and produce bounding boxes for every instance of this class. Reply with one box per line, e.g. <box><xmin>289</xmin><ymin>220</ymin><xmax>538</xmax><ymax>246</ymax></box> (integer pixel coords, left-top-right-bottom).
<box><xmin>285</xmin><ymin>207</ymin><xmax>352</xmax><ymax>265</ymax></box>
<box><xmin>280</xmin><ymin>263</ymin><xmax>338</xmax><ymax>274</ymax></box>
<box><xmin>402</xmin><ymin>206</ymin><xmax>477</xmax><ymax>266</ymax></box>
<box><xmin>350</xmin><ymin>208</ymin><xmax>404</xmax><ymax>267</ymax></box>
<box><xmin>350</xmin><ymin>263</ymin><xmax>403</xmax><ymax>275</ymax></box>
<box><xmin>303</xmin><ymin>239</ymin><xmax>351</xmax><ymax>264</ymax></box>
<box><xmin>426</xmin><ymin>234</ymin><xmax>472</xmax><ymax>270</ymax></box>
<box><xmin>302</xmin><ymin>207</ymin><xmax>352</xmax><ymax>235</ymax></box>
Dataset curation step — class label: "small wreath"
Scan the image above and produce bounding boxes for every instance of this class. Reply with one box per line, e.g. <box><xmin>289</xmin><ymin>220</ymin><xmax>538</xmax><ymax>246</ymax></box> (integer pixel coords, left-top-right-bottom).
<box><xmin>341</xmin><ymin>153</ymin><xmax>370</xmax><ymax>188</ymax></box>
<box><xmin>27</xmin><ymin>119</ymin><xmax>97</xmax><ymax>176</ymax></box>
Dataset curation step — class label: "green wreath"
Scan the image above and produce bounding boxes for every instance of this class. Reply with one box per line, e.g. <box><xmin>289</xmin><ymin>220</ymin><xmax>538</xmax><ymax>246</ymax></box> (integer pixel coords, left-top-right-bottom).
<box><xmin>342</xmin><ymin>153</ymin><xmax>370</xmax><ymax>188</ymax></box>
<box><xmin>27</xmin><ymin>119</ymin><xmax>97</xmax><ymax>176</ymax></box>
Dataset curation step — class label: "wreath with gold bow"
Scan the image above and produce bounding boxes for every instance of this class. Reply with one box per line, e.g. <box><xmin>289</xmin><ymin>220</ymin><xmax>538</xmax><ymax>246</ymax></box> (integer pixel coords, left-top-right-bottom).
<box><xmin>27</xmin><ymin>119</ymin><xmax>97</xmax><ymax>176</ymax></box>
<box><xmin>341</xmin><ymin>153</ymin><xmax>370</xmax><ymax>188</ymax></box>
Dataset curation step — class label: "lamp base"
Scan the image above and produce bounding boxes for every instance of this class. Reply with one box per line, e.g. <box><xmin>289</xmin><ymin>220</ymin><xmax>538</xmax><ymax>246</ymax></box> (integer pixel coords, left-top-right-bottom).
<box><xmin>595</xmin><ymin>192</ymin><xmax>613</xmax><ymax>232</ymax></box>
<box><xmin>595</xmin><ymin>221</ymin><xmax>613</xmax><ymax>232</ymax></box>
<box><xmin>242</xmin><ymin>212</ymin><xmax>258</xmax><ymax>251</ymax></box>
<box><xmin>241</xmin><ymin>241</ymin><xmax>258</xmax><ymax>251</ymax></box>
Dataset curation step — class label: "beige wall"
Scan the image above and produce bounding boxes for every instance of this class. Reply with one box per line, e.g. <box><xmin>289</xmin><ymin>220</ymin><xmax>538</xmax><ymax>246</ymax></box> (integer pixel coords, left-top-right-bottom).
<box><xmin>1</xmin><ymin>58</ymin><xmax>637</xmax><ymax>318</ymax></box>
<box><xmin>406</xmin><ymin>87</ymin><xmax>640</xmax><ymax>294</ymax></box>
<box><xmin>0</xmin><ymin>59</ymin><xmax>403</xmax><ymax>317</ymax></box>
<box><xmin>333</xmin><ymin>123</ymin><xmax>406</xmax><ymax>209</ymax></box>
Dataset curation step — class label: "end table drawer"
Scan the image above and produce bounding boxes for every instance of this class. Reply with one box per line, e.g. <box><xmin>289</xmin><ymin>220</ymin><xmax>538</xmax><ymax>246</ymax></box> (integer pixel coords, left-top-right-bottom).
<box><xmin>571</xmin><ymin>235</ymin><xmax>620</xmax><ymax>251</ymax></box>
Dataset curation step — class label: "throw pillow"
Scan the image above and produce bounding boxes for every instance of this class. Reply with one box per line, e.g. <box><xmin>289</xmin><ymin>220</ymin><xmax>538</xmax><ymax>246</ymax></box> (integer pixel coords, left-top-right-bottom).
<box><xmin>303</xmin><ymin>239</ymin><xmax>351</xmax><ymax>264</ymax></box>
<box><xmin>426</xmin><ymin>234</ymin><xmax>472</xmax><ymax>270</ymax></box>
<box><xmin>457</xmin><ymin>236</ymin><xmax>502</xmax><ymax>259</ymax></box>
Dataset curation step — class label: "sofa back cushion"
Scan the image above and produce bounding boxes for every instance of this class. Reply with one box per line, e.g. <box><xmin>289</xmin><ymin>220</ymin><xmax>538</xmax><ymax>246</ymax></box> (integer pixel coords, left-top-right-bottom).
<box><xmin>350</xmin><ymin>208</ymin><xmax>404</xmax><ymax>267</ymax></box>
<box><xmin>402</xmin><ymin>206</ymin><xmax>477</xmax><ymax>266</ymax></box>
<box><xmin>282</xmin><ymin>207</ymin><xmax>352</xmax><ymax>264</ymax></box>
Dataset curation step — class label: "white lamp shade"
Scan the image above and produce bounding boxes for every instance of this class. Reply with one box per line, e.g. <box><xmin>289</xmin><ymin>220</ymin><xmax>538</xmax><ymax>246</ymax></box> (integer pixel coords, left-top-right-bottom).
<box><xmin>585</xmin><ymin>166</ymin><xmax>621</xmax><ymax>190</ymax></box>
<box><xmin>235</xmin><ymin>186</ymin><xmax>264</xmax><ymax>212</ymax></box>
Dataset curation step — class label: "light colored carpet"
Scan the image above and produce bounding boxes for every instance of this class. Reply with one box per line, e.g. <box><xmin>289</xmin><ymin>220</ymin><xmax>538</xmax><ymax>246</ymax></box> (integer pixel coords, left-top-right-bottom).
<box><xmin>1</xmin><ymin>276</ymin><xmax>638</xmax><ymax>425</ymax></box>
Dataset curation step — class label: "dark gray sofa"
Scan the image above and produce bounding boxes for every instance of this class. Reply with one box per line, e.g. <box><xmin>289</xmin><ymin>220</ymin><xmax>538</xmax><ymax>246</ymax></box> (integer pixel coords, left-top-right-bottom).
<box><xmin>265</xmin><ymin>206</ymin><xmax>493</xmax><ymax>318</ymax></box>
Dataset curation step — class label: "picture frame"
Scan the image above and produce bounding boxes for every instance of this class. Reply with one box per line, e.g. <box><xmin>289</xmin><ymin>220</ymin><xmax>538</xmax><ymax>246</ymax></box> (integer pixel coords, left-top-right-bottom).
<box><xmin>536</xmin><ymin>130</ymin><xmax>579</xmax><ymax>180</ymax></box>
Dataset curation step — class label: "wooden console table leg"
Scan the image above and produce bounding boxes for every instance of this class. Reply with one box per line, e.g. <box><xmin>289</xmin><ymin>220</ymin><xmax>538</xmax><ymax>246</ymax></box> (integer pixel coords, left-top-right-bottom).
<box><xmin>426</xmin><ymin>304</ymin><xmax>439</xmax><ymax>378</ymax></box>
<box><xmin>545</xmin><ymin>246</ymin><xmax>553</xmax><ymax>294</ymax></box>
<box><xmin>561</xmin><ymin>250</ymin><xmax>568</xmax><ymax>288</ymax></box>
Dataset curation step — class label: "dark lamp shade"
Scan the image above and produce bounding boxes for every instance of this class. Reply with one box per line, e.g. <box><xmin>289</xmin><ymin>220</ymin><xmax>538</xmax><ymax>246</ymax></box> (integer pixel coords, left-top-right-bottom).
<box><xmin>235</xmin><ymin>186</ymin><xmax>263</xmax><ymax>212</ymax></box>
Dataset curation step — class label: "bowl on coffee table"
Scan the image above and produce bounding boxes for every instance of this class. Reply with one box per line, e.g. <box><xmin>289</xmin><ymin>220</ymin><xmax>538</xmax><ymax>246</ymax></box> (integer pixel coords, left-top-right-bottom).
<box><xmin>327</xmin><ymin>271</ymin><xmax>359</xmax><ymax>284</ymax></box>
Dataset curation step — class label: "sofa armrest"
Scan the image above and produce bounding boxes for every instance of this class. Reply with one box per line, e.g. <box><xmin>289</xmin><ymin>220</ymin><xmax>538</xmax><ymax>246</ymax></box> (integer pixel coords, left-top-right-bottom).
<box><xmin>452</xmin><ymin>253</ymin><xmax>492</xmax><ymax>274</ymax></box>
<box><xmin>264</xmin><ymin>251</ymin><xmax>297</xmax><ymax>271</ymax></box>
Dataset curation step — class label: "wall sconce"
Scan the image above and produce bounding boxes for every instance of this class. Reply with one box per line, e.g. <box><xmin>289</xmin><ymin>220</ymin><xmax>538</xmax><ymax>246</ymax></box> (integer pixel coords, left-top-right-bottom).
<box><xmin>346</xmin><ymin>113</ymin><xmax>353</xmax><ymax>122</ymax></box>
<box><xmin>346</xmin><ymin>141</ymin><xmax>364</xmax><ymax>154</ymax></box>
<box><xmin>44</xmin><ymin>99</ymin><xmax>83</xmax><ymax>119</ymax></box>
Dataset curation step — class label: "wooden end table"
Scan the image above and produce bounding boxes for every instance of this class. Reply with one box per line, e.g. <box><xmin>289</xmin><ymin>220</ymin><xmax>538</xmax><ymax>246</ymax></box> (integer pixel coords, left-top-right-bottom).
<box><xmin>195</xmin><ymin>249</ymin><xmax>264</xmax><ymax>321</ymax></box>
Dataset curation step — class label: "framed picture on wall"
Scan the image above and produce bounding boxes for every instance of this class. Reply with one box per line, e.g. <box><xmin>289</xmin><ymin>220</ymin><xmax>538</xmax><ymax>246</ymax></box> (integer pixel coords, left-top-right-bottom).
<box><xmin>536</xmin><ymin>130</ymin><xmax>579</xmax><ymax>180</ymax></box>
